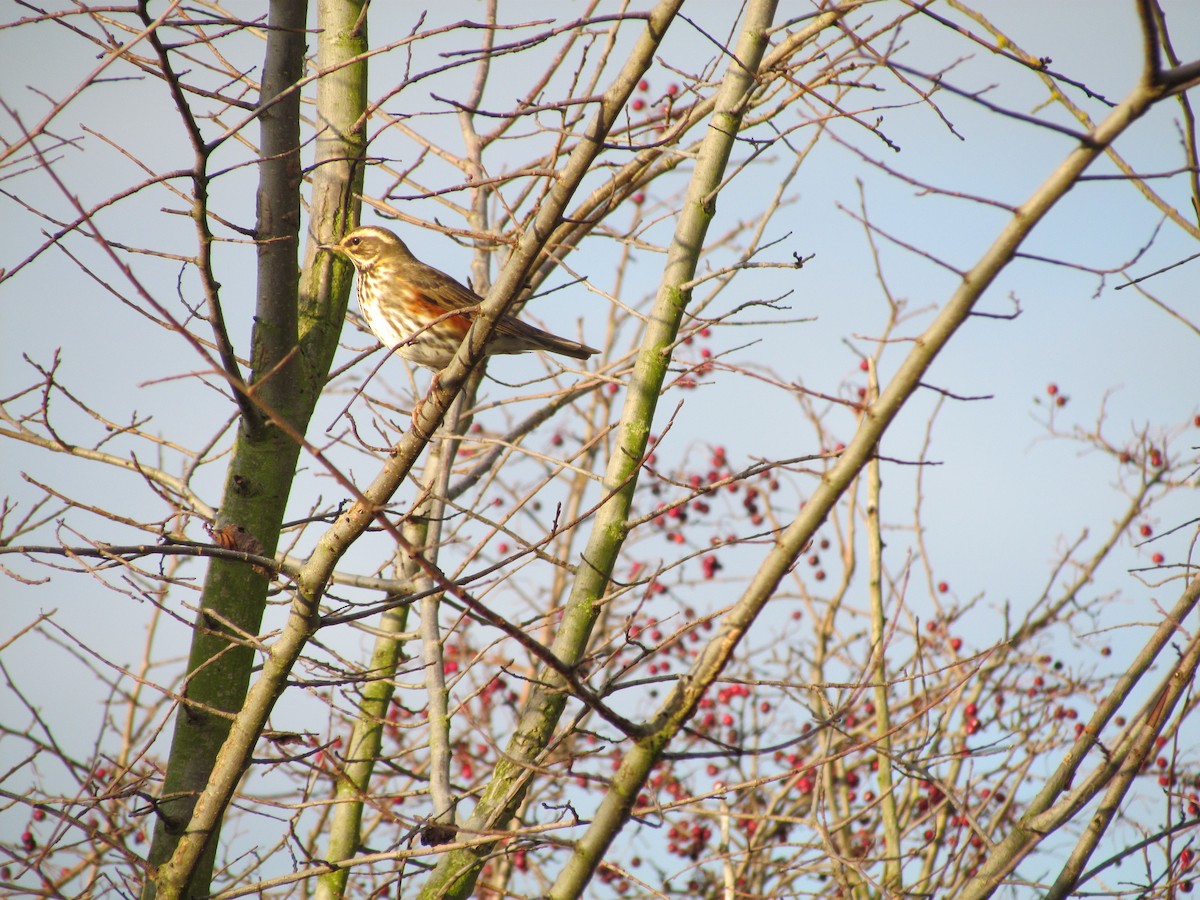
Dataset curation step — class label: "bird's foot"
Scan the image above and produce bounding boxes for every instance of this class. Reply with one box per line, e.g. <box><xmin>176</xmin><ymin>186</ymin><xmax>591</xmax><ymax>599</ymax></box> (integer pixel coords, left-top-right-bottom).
<box><xmin>408</xmin><ymin>372</ymin><xmax>442</xmax><ymax>439</ymax></box>
<box><xmin>409</xmin><ymin>398</ymin><xmax>431</xmax><ymax>439</ymax></box>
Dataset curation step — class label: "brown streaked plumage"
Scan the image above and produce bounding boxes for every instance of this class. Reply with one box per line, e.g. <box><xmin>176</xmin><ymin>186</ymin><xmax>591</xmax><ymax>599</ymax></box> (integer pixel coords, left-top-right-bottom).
<box><xmin>321</xmin><ymin>226</ymin><xmax>597</xmax><ymax>370</ymax></box>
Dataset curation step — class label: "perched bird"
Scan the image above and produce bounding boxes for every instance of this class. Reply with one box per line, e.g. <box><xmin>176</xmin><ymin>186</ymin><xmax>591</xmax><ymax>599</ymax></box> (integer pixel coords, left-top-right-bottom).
<box><xmin>321</xmin><ymin>226</ymin><xmax>597</xmax><ymax>371</ymax></box>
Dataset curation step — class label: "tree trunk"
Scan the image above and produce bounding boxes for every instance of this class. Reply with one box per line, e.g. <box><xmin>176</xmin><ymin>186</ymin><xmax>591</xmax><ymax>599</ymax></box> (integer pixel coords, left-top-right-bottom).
<box><xmin>143</xmin><ymin>2</ymin><xmax>367</xmax><ymax>895</ymax></box>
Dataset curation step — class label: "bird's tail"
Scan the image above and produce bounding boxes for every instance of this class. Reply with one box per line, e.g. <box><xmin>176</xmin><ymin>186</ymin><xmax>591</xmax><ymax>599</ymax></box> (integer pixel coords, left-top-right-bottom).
<box><xmin>502</xmin><ymin>318</ymin><xmax>598</xmax><ymax>360</ymax></box>
<box><xmin>539</xmin><ymin>333</ymin><xmax>599</xmax><ymax>361</ymax></box>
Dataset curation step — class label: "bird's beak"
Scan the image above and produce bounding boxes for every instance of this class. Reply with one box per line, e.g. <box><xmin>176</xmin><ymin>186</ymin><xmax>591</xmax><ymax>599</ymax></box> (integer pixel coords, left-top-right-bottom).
<box><xmin>318</xmin><ymin>242</ymin><xmax>338</xmax><ymax>252</ymax></box>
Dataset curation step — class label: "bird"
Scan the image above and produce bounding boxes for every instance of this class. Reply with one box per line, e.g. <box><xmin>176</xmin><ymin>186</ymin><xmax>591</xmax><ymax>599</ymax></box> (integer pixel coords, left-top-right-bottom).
<box><xmin>321</xmin><ymin>226</ymin><xmax>597</xmax><ymax>372</ymax></box>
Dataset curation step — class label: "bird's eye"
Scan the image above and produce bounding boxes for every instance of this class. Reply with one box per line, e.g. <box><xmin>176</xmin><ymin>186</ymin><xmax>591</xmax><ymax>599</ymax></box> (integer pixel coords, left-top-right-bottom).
<box><xmin>349</xmin><ymin>237</ymin><xmax>361</xmax><ymax>246</ymax></box>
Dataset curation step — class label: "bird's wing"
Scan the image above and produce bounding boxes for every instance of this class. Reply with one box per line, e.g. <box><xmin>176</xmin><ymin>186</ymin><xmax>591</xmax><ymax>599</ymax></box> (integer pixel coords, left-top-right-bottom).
<box><xmin>409</xmin><ymin>262</ymin><xmax>484</xmax><ymax>313</ymax></box>
<box><xmin>410</xmin><ymin>260</ymin><xmax>595</xmax><ymax>358</ymax></box>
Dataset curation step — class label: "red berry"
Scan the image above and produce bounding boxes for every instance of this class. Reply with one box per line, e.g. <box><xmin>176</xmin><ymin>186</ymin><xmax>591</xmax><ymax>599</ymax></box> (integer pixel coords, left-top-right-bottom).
<box><xmin>859</xmin><ymin>358</ymin><xmax>869</xmax><ymax>371</ymax></box>
<box><xmin>631</xmin><ymin>98</ymin><xmax>645</xmax><ymax>111</ymax></box>
<box><xmin>667</xmin><ymin>83</ymin><xmax>679</xmax><ymax>95</ymax></box>
<box><xmin>937</xmin><ymin>581</ymin><xmax>949</xmax><ymax>593</ymax></box>
<box><xmin>1152</xmin><ymin>552</ymin><xmax>1165</xmax><ymax>564</ymax></box>
<box><xmin>1139</xmin><ymin>524</ymin><xmax>1153</xmax><ymax>537</ymax></box>
<box><xmin>1046</xmin><ymin>383</ymin><xmax>1058</xmax><ymax>395</ymax></box>
<box><xmin>638</xmin><ymin>79</ymin><xmax>650</xmax><ymax>92</ymax></box>
<box><xmin>950</xmin><ymin>637</ymin><xmax>962</xmax><ymax>651</ymax></box>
